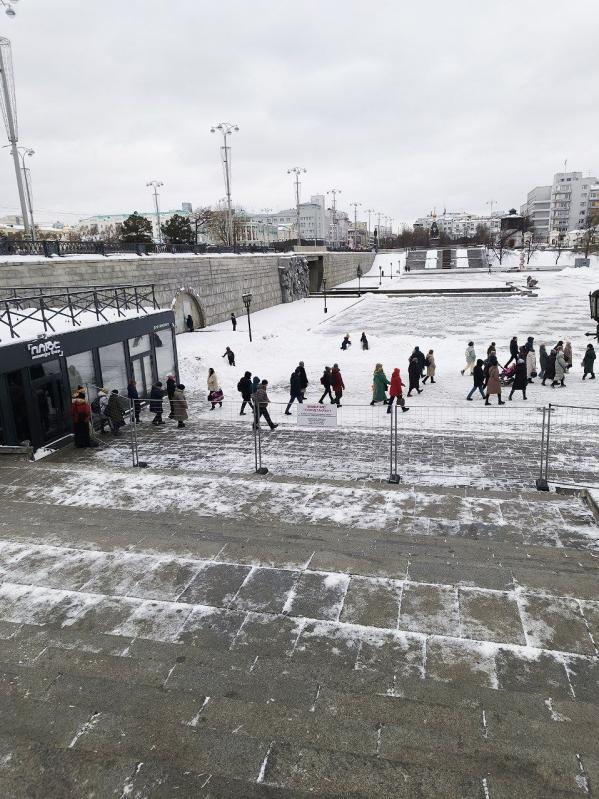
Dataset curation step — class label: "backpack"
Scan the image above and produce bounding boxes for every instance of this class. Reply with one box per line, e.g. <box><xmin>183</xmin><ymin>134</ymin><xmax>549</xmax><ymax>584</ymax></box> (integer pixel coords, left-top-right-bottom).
<box><xmin>237</xmin><ymin>380</ymin><xmax>243</xmax><ymax>392</ymax></box>
<box><xmin>90</xmin><ymin>397</ymin><xmax>101</xmax><ymax>414</ymax></box>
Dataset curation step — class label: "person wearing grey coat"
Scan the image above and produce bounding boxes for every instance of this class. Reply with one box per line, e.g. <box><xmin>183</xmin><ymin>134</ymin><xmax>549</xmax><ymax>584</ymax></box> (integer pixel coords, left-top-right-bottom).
<box><xmin>552</xmin><ymin>351</ymin><xmax>568</xmax><ymax>387</ymax></box>
<box><xmin>461</xmin><ymin>342</ymin><xmax>476</xmax><ymax>375</ymax></box>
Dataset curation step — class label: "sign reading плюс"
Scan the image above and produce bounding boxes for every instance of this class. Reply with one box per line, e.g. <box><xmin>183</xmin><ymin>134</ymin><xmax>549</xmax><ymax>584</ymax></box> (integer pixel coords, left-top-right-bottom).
<box><xmin>297</xmin><ymin>403</ymin><xmax>338</xmax><ymax>428</ymax></box>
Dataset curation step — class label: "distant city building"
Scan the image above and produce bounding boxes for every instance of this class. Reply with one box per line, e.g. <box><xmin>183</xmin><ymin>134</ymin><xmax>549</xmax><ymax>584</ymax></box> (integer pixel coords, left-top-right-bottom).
<box><xmin>521</xmin><ymin>171</ymin><xmax>598</xmax><ymax>242</ymax></box>
<box><xmin>77</xmin><ymin>205</ymin><xmax>192</xmax><ymax>238</ymax></box>
<box><xmin>519</xmin><ymin>185</ymin><xmax>551</xmax><ymax>241</ymax></box>
<box><xmin>414</xmin><ymin>211</ymin><xmax>503</xmax><ymax>240</ymax></box>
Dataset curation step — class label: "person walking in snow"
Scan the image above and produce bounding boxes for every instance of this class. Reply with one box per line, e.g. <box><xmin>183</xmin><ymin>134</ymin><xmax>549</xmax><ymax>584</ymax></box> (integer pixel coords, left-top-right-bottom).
<box><xmin>542</xmin><ymin>348</ymin><xmax>557</xmax><ymax>386</ymax></box>
<box><xmin>504</xmin><ymin>336</ymin><xmax>519</xmax><ymax>369</ymax></box>
<box><xmin>172</xmin><ymin>384</ymin><xmax>188</xmax><ymax>428</ymax></box>
<box><xmin>252</xmin><ymin>375</ymin><xmax>261</xmax><ymax>396</ymax></box>
<box><xmin>237</xmin><ymin>371</ymin><xmax>253</xmax><ymax>415</ymax></box>
<box><xmin>106</xmin><ymin>389</ymin><xmax>126</xmax><ymax>434</ymax></box>
<box><xmin>370</xmin><ymin>363</ymin><xmax>390</xmax><ymax>405</ymax></box>
<box><xmin>462</xmin><ymin>341</ymin><xmax>476</xmax><ymax>375</ymax></box>
<box><xmin>552</xmin><ymin>348</ymin><xmax>568</xmax><ymax>388</ymax></box>
<box><xmin>526</xmin><ymin>344</ymin><xmax>537</xmax><ymax>383</ymax></box>
<box><xmin>231</xmin><ymin>312</ymin><xmax>237</xmax><ymax>331</ymax></box>
<box><xmin>207</xmin><ymin>368</ymin><xmax>224</xmax><ymax>409</ymax></box>
<box><xmin>285</xmin><ymin>368</ymin><xmax>304</xmax><ymax>414</ymax></box>
<box><xmin>318</xmin><ymin>366</ymin><xmax>334</xmax><ymax>404</ymax></box>
<box><xmin>563</xmin><ymin>341</ymin><xmax>573</xmax><ymax>370</ymax></box>
<box><xmin>360</xmin><ymin>332</ymin><xmax>369</xmax><ymax>350</ymax></box>
<box><xmin>407</xmin><ymin>357</ymin><xmax>422</xmax><ymax>397</ymax></box>
<box><xmin>484</xmin><ymin>356</ymin><xmax>505</xmax><ymax>405</ymax></box>
<box><xmin>539</xmin><ymin>343</ymin><xmax>548</xmax><ymax>380</ymax></box>
<box><xmin>331</xmin><ymin>363</ymin><xmax>345</xmax><ymax>407</ymax></box>
<box><xmin>166</xmin><ymin>374</ymin><xmax>177</xmax><ymax>418</ymax></box>
<box><xmin>411</xmin><ymin>346</ymin><xmax>426</xmax><ymax>377</ymax></box>
<box><xmin>254</xmin><ymin>380</ymin><xmax>278</xmax><ymax>430</ymax></box>
<box><xmin>387</xmin><ymin>368</ymin><xmax>409</xmax><ymax>413</ymax></box>
<box><xmin>127</xmin><ymin>378</ymin><xmax>142</xmax><ymax>423</ymax></box>
<box><xmin>487</xmin><ymin>342</ymin><xmax>497</xmax><ymax>358</ymax></box>
<box><xmin>423</xmin><ymin>349</ymin><xmax>436</xmax><ymax>384</ymax></box>
<box><xmin>149</xmin><ymin>381</ymin><xmax>166</xmax><ymax>425</ymax></box>
<box><xmin>508</xmin><ymin>356</ymin><xmax>528</xmax><ymax>401</ymax></box>
<box><xmin>582</xmin><ymin>343</ymin><xmax>596</xmax><ymax>379</ymax></box>
<box><xmin>341</xmin><ymin>333</ymin><xmax>352</xmax><ymax>350</ymax></box>
<box><xmin>466</xmin><ymin>359</ymin><xmax>486</xmax><ymax>401</ymax></box>
<box><xmin>297</xmin><ymin>361</ymin><xmax>309</xmax><ymax>398</ymax></box>
<box><xmin>222</xmin><ymin>346</ymin><xmax>235</xmax><ymax>367</ymax></box>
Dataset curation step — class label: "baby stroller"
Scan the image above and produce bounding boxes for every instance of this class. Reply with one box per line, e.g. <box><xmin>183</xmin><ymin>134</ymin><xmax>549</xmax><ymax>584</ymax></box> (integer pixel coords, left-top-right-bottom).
<box><xmin>499</xmin><ymin>364</ymin><xmax>516</xmax><ymax>386</ymax></box>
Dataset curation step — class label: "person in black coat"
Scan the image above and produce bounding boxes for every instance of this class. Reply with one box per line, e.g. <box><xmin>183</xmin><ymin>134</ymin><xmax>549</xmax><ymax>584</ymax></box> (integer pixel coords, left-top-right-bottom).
<box><xmin>504</xmin><ymin>336</ymin><xmax>519</xmax><ymax>369</ymax></box>
<box><xmin>285</xmin><ymin>368</ymin><xmax>304</xmax><ymax>415</ymax></box>
<box><xmin>542</xmin><ymin>349</ymin><xmax>557</xmax><ymax>386</ymax></box>
<box><xmin>360</xmin><ymin>332</ymin><xmax>369</xmax><ymax>350</ymax></box>
<box><xmin>186</xmin><ymin>314</ymin><xmax>194</xmax><ymax>333</ymax></box>
<box><xmin>231</xmin><ymin>312</ymin><xmax>237</xmax><ymax>331</ymax></box>
<box><xmin>166</xmin><ymin>375</ymin><xmax>177</xmax><ymax>418</ymax></box>
<box><xmin>509</xmin><ymin>357</ymin><xmax>528</xmax><ymax>400</ymax></box>
<box><xmin>318</xmin><ymin>366</ymin><xmax>334</xmax><ymax>404</ymax></box>
<box><xmin>150</xmin><ymin>381</ymin><xmax>166</xmax><ymax>425</ymax></box>
<box><xmin>411</xmin><ymin>347</ymin><xmax>426</xmax><ymax>377</ymax></box>
<box><xmin>297</xmin><ymin>361</ymin><xmax>308</xmax><ymax>399</ymax></box>
<box><xmin>127</xmin><ymin>379</ymin><xmax>141</xmax><ymax>423</ymax></box>
<box><xmin>222</xmin><ymin>346</ymin><xmax>235</xmax><ymax>366</ymax></box>
<box><xmin>407</xmin><ymin>357</ymin><xmax>423</xmax><ymax>397</ymax></box>
<box><xmin>237</xmin><ymin>371</ymin><xmax>253</xmax><ymax>415</ymax></box>
<box><xmin>466</xmin><ymin>359</ymin><xmax>486</xmax><ymax>400</ymax></box>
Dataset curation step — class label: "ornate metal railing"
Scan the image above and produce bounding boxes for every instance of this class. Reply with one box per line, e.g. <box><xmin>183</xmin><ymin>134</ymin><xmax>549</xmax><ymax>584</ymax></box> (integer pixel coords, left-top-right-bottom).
<box><xmin>0</xmin><ymin>284</ymin><xmax>158</xmax><ymax>340</ymax></box>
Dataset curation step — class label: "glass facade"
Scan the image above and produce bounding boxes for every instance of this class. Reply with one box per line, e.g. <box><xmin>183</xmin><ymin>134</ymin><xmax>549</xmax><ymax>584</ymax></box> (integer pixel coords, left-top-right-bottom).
<box><xmin>128</xmin><ymin>333</ymin><xmax>151</xmax><ymax>357</ymax></box>
<box><xmin>99</xmin><ymin>342</ymin><xmax>128</xmax><ymax>394</ymax></box>
<box><xmin>153</xmin><ymin>328</ymin><xmax>176</xmax><ymax>383</ymax></box>
<box><xmin>66</xmin><ymin>350</ymin><xmax>96</xmax><ymax>397</ymax></box>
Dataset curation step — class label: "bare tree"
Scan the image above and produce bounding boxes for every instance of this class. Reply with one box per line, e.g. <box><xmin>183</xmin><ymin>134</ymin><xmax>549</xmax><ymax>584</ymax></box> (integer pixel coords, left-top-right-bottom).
<box><xmin>582</xmin><ymin>211</ymin><xmax>599</xmax><ymax>259</ymax></box>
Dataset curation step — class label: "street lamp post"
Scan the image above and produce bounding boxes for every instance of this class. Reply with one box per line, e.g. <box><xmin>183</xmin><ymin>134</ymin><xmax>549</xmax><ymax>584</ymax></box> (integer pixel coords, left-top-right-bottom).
<box><xmin>146</xmin><ymin>180</ymin><xmax>164</xmax><ymax>244</ymax></box>
<box><xmin>261</xmin><ymin>207</ymin><xmax>272</xmax><ymax>247</ymax></box>
<box><xmin>242</xmin><ymin>292</ymin><xmax>253</xmax><ymax>342</ymax></box>
<box><xmin>357</xmin><ymin>264</ymin><xmax>363</xmax><ymax>297</ymax></box>
<box><xmin>390</xmin><ymin>261</ymin><xmax>393</xmax><ymax>281</ymax></box>
<box><xmin>1</xmin><ymin>1</ymin><xmax>19</xmax><ymax>16</ymax></box>
<box><xmin>350</xmin><ymin>202</ymin><xmax>361</xmax><ymax>249</ymax></box>
<box><xmin>327</xmin><ymin>189</ymin><xmax>341</xmax><ymax>249</ymax></box>
<box><xmin>322</xmin><ymin>276</ymin><xmax>328</xmax><ymax>314</ymax></box>
<box><xmin>365</xmin><ymin>208</ymin><xmax>375</xmax><ymax>246</ymax></box>
<box><xmin>379</xmin><ymin>265</ymin><xmax>382</xmax><ymax>286</ymax></box>
<box><xmin>19</xmin><ymin>146</ymin><xmax>34</xmax><ymax>242</ymax></box>
<box><xmin>288</xmin><ymin>167</ymin><xmax>306</xmax><ymax>248</ymax></box>
<box><xmin>0</xmin><ymin>36</ymin><xmax>31</xmax><ymax>240</ymax></box>
<box><xmin>211</xmin><ymin>122</ymin><xmax>239</xmax><ymax>248</ymax></box>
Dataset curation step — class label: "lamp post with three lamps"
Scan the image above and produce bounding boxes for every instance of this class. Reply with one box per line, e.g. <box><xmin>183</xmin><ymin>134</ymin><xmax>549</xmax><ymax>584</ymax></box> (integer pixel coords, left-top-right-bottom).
<box><xmin>211</xmin><ymin>122</ymin><xmax>239</xmax><ymax>248</ymax></box>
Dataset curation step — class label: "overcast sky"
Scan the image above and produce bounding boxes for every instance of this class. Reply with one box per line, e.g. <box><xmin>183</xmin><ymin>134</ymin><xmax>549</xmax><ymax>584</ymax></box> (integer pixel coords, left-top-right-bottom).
<box><xmin>1</xmin><ymin>0</ymin><xmax>598</xmax><ymax>227</ymax></box>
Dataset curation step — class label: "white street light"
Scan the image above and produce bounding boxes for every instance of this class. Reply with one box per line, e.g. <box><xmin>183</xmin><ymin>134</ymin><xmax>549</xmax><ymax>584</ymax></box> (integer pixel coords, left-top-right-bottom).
<box><xmin>146</xmin><ymin>180</ymin><xmax>164</xmax><ymax>244</ymax></box>
<box><xmin>287</xmin><ymin>167</ymin><xmax>306</xmax><ymax>247</ymax></box>
<box><xmin>3</xmin><ymin>144</ymin><xmax>35</xmax><ymax>241</ymax></box>
<box><xmin>1</xmin><ymin>1</ymin><xmax>18</xmax><ymax>17</ymax></box>
<box><xmin>211</xmin><ymin>122</ymin><xmax>239</xmax><ymax>247</ymax></box>
<box><xmin>327</xmin><ymin>189</ymin><xmax>341</xmax><ymax>249</ymax></box>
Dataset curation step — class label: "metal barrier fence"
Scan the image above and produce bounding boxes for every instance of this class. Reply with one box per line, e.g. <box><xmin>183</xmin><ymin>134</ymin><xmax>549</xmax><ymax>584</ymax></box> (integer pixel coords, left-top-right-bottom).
<box><xmin>537</xmin><ymin>403</ymin><xmax>599</xmax><ymax>490</ymax></box>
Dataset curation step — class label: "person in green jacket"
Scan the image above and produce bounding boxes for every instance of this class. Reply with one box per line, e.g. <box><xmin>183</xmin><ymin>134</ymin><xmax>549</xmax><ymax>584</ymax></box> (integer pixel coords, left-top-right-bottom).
<box><xmin>370</xmin><ymin>363</ymin><xmax>390</xmax><ymax>405</ymax></box>
<box><xmin>582</xmin><ymin>343</ymin><xmax>596</xmax><ymax>379</ymax></box>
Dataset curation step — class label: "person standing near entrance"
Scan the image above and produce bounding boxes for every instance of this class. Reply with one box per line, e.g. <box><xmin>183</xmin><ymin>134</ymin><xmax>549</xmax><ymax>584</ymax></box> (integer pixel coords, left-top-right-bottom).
<box><xmin>231</xmin><ymin>312</ymin><xmax>237</xmax><ymax>331</ymax></box>
<box><xmin>186</xmin><ymin>314</ymin><xmax>194</xmax><ymax>333</ymax></box>
<box><xmin>127</xmin><ymin>378</ymin><xmax>141</xmax><ymax>423</ymax></box>
<box><xmin>70</xmin><ymin>392</ymin><xmax>97</xmax><ymax>448</ymax></box>
<box><xmin>150</xmin><ymin>381</ymin><xmax>166</xmax><ymax>425</ymax></box>
<box><xmin>172</xmin><ymin>384</ymin><xmax>188</xmax><ymax>428</ymax></box>
<box><xmin>106</xmin><ymin>390</ymin><xmax>126</xmax><ymax>435</ymax></box>
<box><xmin>166</xmin><ymin>374</ymin><xmax>177</xmax><ymax>419</ymax></box>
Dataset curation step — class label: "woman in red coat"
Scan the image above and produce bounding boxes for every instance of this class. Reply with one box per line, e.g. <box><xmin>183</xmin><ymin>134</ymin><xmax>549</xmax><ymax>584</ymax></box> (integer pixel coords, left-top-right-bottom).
<box><xmin>331</xmin><ymin>363</ymin><xmax>345</xmax><ymax>407</ymax></box>
<box><xmin>70</xmin><ymin>392</ymin><xmax>96</xmax><ymax>448</ymax></box>
<box><xmin>387</xmin><ymin>368</ymin><xmax>409</xmax><ymax>413</ymax></box>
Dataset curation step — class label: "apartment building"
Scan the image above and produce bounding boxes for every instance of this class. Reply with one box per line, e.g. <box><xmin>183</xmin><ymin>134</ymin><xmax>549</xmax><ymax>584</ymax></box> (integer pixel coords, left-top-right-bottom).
<box><xmin>519</xmin><ymin>186</ymin><xmax>551</xmax><ymax>241</ymax></box>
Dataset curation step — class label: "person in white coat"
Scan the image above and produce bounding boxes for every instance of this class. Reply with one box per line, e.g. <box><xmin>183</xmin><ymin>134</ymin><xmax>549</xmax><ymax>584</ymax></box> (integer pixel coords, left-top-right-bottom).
<box><xmin>552</xmin><ymin>349</ymin><xmax>568</xmax><ymax>388</ymax></box>
<box><xmin>461</xmin><ymin>342</ymin><xmax>476</xmax><ymax>376</ymax></box>
<box><xmin>526</xmin><ymin>347</ymin><xmax>537</xmax><ymax>384</ymax></box>
<box><xmin>207</xmin><ymin>368</ymin><xmax>223</xmax><ymax>409</ymax></box>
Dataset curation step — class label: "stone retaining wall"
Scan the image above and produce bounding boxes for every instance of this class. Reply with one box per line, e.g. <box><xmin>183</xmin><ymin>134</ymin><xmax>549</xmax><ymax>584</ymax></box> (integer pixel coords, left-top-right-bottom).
<box><xmin>0</xmin><ymin>251</ymin><xmax>374</xmax><ymax>330</ymax></box>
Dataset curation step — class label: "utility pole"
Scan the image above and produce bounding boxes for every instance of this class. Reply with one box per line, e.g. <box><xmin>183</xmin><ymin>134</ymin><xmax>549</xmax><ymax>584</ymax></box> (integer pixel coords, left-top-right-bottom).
<box><xmin>486</xmin><ymin>199</ymin><xmax>497</xmax><ymax>218</ymax></box>
<box><xmin>288</xmin><ymin>167</ymin><xmax>306</xmax><ymax>247</ymax></box>
<box><xmin>0</xmin><ymin>37</ymin><xmax>31</xmax><ymax>239</ymax></box>
<box><xmin>211</xmin><ymin>122</ymin><xmax>239</xmax><ymax>247</ymax></box>
<box><xmin>350</xmin><ymin>202</ymin><xmax>361</xmax><ymax>248</ymax></box>
<box><xmin>19</xmin><ymin>147</ymin><xmax>35</xmax><ymax>242</ymax></box>
<box><xmin>365</xmin><ymin>208</ymin><xmax>375</xmax><ymax>246</ymax></box>
<box><xmin>327</xmin><ymin>189</ymin><xmax>341</xmax><ymax>249</ymax></box>
<box><xmin>146</xmin><ymin>180</ymin><xmax>164</xmax><ymax>243</ymax></box>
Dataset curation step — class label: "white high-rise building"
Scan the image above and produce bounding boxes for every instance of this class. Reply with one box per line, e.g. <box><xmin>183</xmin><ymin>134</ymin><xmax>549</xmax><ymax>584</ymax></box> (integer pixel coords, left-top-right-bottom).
<box><xmin>520</xmin><ymin>186</ymin><xmax>551</xmax><ymax>241</ymax></box>
<box><xmin>549</xmin><ymin>171</ymin><xmax>597</xmax><ymax>236</ymax></box>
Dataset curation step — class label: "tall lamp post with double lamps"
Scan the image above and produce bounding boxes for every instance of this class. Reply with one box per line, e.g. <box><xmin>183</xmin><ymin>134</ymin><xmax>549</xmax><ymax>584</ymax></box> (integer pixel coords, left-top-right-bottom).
<box><xmin>211</xmin><ymin>122</ymin><xmax>239</xmax><ymax>248</ymax></box>
<box><xmin>146</xmin><ymin>180</ymin><xmax>164</xmax><ymax>244</ymax></box>
<box><xmin>242</xmin><ymin>292</ymin><xmax>253</xmax><ymax>342</ymax></box>
<box><xmin>287</xmin><ymin>167</ymin><xmax>306</xmax><ymax>248</ymax></box>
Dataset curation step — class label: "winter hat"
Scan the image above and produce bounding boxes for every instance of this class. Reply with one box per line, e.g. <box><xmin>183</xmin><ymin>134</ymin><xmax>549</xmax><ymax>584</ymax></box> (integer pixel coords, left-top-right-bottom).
<box><xmin>111</xmin><ymin>389</ymin><xmax>119</xmax><ymax>394</ymax></box>
<box><xmin>244</xmin><ymin>371</ymin><xmax>251</xmax><ymax>377</ymax></box>
<box><xmin>177</xmin><ymin>384</ymin><xmax>185</xmax><ymax>390</ymax></box>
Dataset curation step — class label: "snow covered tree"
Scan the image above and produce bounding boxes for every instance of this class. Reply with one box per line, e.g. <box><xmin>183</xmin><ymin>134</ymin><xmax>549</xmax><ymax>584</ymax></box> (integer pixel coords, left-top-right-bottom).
<box><xmin>161</xmin><ymin>213</ymin><xmax>193</xmax><ymax>245</ymax></box>
<box><xmin>121</xmin><ymin>212</ymin><xmax>153</xmax><ymax>243</ymax></box>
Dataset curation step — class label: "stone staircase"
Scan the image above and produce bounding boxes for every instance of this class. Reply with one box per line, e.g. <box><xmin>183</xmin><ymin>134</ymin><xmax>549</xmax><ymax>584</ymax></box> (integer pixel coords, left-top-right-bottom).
<box><xmin>0</xmin><ymin>462</ymin><xmax>598</xmax><ymax>797</ymax></box>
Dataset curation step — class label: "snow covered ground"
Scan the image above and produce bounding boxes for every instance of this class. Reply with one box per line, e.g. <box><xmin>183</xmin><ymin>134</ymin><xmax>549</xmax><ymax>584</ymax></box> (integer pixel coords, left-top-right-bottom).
<box><xmin>176</xmin><ymin>252</ymin><xmax>599</xmax><ymax>418</ymax></box>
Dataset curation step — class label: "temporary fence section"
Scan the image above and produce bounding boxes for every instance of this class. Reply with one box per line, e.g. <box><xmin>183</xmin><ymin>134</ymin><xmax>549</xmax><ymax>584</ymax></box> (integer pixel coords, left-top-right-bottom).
<box><xmin>537</xmin><ymin>404</ymin><xmax>599</xmax><ymax>490</ymax></box>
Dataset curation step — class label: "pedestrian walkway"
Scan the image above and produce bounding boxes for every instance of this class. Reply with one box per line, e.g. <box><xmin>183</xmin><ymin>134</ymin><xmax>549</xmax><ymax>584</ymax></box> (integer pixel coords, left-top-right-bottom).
<box><xmin>0</xmin><ymin>461</ymin><xmax>597</xmax><ymax>796</ymax></box>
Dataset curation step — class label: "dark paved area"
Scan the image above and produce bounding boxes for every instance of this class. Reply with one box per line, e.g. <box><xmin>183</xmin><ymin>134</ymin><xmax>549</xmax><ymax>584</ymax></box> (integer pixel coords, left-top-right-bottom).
<box><xmin>0</xmin><ymin>459</ymin><xmax>598</xmax><ymax>796</ymax></box>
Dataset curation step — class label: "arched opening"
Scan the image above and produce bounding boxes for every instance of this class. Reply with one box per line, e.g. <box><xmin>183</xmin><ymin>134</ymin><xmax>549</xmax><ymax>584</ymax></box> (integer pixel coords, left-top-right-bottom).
<box><xmin>172</xmin><ymin>290</ymin><xmax>205</xmax><ymax>333</ymax></box>
<box><xmin>308</xmin><ymin>257</ymin><xmax>324</xmax><ymax>292</ymax></box>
